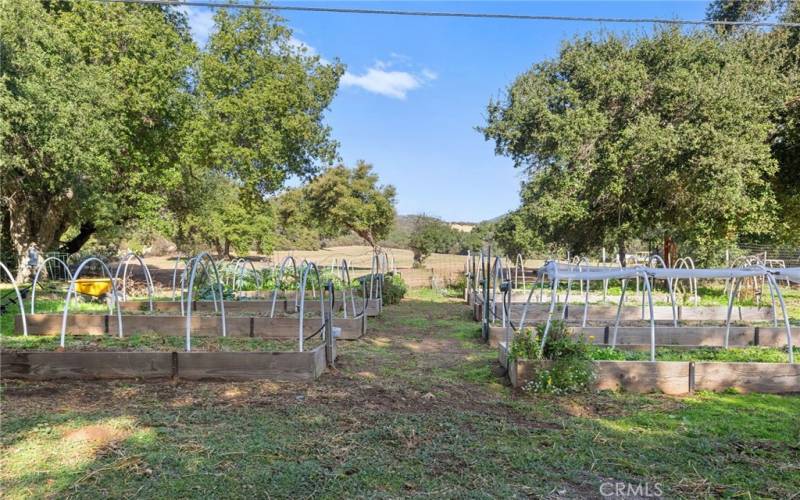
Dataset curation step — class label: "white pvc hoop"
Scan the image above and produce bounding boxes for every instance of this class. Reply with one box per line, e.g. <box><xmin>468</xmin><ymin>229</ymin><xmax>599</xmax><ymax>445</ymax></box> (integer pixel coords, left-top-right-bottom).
<box><xmin>180</xmin><ymin>256</ymin><xmax>217</xmax><ymax>315</ymax></box>
<box><xmin>647</xmin><ymin>254</ymin><xmax>677</xmax><ymax>327</ymax></box>
<box><xmin>60</xmin><ymin>257</ymin><xmax>122</xmax><ymax>346</ymax></box>
<box><xmin>1</xmin><ymin>262</ymin><xmax>27</xmax><ymax>336</ymax></box>
<box><xmin>270</xmin><ymin>256</ymin><xmax>299</xmax><ymax>317</ymax></box>
<box><xmin>184</xmin><ymin>252</ymin><xmax>227</xmax><ymax>351</ymax></box>
<box><xmin>114</xmin><ymin>252</ymin><xmax>155</xmax><ymax>312</ymax></box>
<box><xmin>170</xmin><ymin>255</ymin><xmax>189</xmax><ymax>300</ymax></box>
<box><xmin>30</xmin><ymin>257</ymin><xmax>74</xmax><ymax>314</ymax></box>
<box><xmin>339</xmin><ymin>259</ymin><xmax>360</xmax><ymax>318</ymax></box>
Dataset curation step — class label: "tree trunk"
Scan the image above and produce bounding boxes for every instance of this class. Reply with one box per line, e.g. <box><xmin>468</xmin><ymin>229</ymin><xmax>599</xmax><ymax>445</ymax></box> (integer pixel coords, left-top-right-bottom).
<box><xmin>356</xmin><ymin>229</ymin><xmax>376</xmax><ymax>249</ymax></box>
<box><xmin>663</xmin><ymin>236</ymin><xmax>677</xmax><ymax>267</ymax></box>
<box><xmin>618</xmin><ymin>238</ymin><xmax>627</xmax><ymax>268</ymax></box>
<box><xmin>212</xmin><ymin>239</ymin><xmax>223</xmax><ymax>258</ymax></box>
<box><xmin>59</xmin><ymin>222</ymin><xmax>96</xmax><ymax>255</ymax></box>
<box><xmin>223</xmin><ymin>239</ymin><xmax>231</xmax><ymax>259</ymax></box>
<box><xmin>412</xmin><ymin>249</ymin><xmax>424</xmax><ymax>266</ymax></box>
<box><xmin>5</xmin><ymin>193</ymin><xmax>77</xmax><ymax>281</ymax></box>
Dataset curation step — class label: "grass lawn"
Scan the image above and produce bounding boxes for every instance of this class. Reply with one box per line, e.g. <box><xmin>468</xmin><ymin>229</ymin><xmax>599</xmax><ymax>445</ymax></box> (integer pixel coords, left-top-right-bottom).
<box><xmin>2</xmin><ymin>289</ymin><xmax>799</xmax><ymax>498</ymax></box>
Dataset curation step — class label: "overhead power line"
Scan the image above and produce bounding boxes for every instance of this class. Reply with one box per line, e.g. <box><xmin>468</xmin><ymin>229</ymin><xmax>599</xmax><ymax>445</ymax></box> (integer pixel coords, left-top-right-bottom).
<box><xmin>85</xmin><ymin>0</ymin><xmax>800</xmax><ymax>29</ymax></box>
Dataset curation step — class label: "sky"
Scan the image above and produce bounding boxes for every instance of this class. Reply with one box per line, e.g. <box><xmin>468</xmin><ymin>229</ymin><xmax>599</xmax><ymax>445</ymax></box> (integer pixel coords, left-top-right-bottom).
<box><xmin>183</xmin><ymin>1</ymin><xmax>711</xmax><ymax>222</ymax></box>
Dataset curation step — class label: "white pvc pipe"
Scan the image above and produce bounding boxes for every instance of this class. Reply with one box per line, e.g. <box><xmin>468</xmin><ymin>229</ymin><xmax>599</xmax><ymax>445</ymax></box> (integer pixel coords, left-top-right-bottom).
<box><xmin>270</xmin><ymin>256</ymin><xmax>298</xmax><ymax>317</ymax></box>
<box><xmin>610</xmin><ymin>278</ymin><xmax>629</xmax><ymax>347</ymax></box>
<box><xmin>538</xmin><ymin>274</ymin><xmax>561</xmax><ymax>358</ymax></box>
<box><xmin>30</xmin><ymin>257</ymin><xmax>74</xmax><ymax>314</ymax></box>
<box><xmin>1</xmin><ymin>262</ymin><xmax>27</xmax><ymax>336</ymax></box>
<box><xmin>114</xmin><ymin>252</ymin><xmax>155</xmax><ymax>312</ymax></box>
<box><xmin>185</xmin><ymin>253</ymin><xmax>226</xmax><ymax>351</ymax></box>
<box><xmin>60</xmin><ymin>257</ymin><xmax>122</xmax><ymax>346</ymax></box>
<box><xmin>724</xmin><ymin>277</ymin><xmax>742</xmax><ymax>349</ymax></box>
<box><xmin>764</xmin><ymin>273</ymin><xmax>794</xmax><ymax>363</ymax></box>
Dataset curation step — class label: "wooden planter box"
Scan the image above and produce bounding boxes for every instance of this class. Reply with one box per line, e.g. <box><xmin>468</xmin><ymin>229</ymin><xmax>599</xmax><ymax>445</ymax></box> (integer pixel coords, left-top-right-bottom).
<box><xmin>474</xmin><ymin>301</ymin><xmax>778</xmax><ymax>325</ymax></box>
<box><xmin>119</xmin><ymin>298</ymin><xmax>344</xmax><ymax>315</ymax></box>
<box><xmin>17</xmin><ymin>313</ymin><xmax>366</xmax><ymax>340</ymax></box>
<box><xmin>499</xmin><ymin>343</ymin><xmax>800</xmax><ymax>394</ymax></box>
<box><xmin>490</xmin><ymin>325</ymin><xmax>786</xmax><ymax>349</ymax></box>
<box><xmin>1</xmin><ymin>342</ymin><xmax>335</xmax><ymax>381</ymax></box>
<box><xmin>364</xmin><ymin>298</ymin><xmax>382</xmax><ymax>317</ymax></box>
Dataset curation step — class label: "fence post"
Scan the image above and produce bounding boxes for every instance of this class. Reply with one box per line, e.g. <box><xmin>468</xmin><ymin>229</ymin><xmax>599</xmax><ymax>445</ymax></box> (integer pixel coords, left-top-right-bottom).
<box><xmin>482</xmin><ymin>246</ymin><xmax>491</xmax><ymax>342</ymax></box>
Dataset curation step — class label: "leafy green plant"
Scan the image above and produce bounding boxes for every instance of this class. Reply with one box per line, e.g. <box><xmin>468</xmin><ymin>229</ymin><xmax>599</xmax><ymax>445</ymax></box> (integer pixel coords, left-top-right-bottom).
<box><xmin>198</xmin><ymin>283</ymin><xmax>233</xmax><ymax>301</ymax></box>
<box><xmin>589</xmin><ymin>345</ymin><xmax>796</xmax><ymax>363</ymax></box>
<box><xmin>382</xmin><ymin>273</ymin><xmax>407</xmax><ymax>306</ymax></box>
<box><xmin>508</xmin><ymin>321</ymin><xmax>596</xmax><ymax>394</ymax></box>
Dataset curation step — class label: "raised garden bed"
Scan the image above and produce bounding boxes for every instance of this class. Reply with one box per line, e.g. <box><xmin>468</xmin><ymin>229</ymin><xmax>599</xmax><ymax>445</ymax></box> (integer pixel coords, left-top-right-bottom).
<box><xmin>474</xmin><ymin>299</ymin><xmax>777</xmax><ymax>323</ymax></box>
<box><xmin>498</xmin><ymin>342</ymin><xmax>800</xmax><ymax>394</ymax></box>
<box><xmin>487</xmin><ymin>325</ymin><xmax>789</xmax><ymax>348</ymax></box>
<box><xmin>118</xmin><ymin>298</ymin><xmax>346</xmax><ymax>314</ymax></box>
<box><xmin>1</xmin><ymin>335</ymin><xmax>334</xmax><ymax>381</ymax></box>
<box><xmin>16</xmin><ymin>313</ymin><xmax>366</xmax><ymax>340</ymax></box>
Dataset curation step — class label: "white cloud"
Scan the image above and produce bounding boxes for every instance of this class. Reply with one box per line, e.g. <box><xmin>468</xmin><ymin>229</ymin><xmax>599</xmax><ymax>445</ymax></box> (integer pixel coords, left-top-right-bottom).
<box><xmin>341</xmin><ymin>68</ymin><xmax>422</xmax><ymax>99</ymax></box>
<box><xmin>421</xmin><ymin>69</ymin><xmax>439</xmax><ymax>81</ymax></box>
<box><xmin>179</xmin><ymin>6</ymin><xmax>215</xmax><ymax>47</ymax></box>
<box><xmin>342</xmin><ymin>62</ymin><xmax>438</xmax><ymax>100</ymax></box>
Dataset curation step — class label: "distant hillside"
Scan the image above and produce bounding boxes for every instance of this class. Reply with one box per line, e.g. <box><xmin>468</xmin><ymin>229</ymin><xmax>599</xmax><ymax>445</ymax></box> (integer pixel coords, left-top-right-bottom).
<box><xmin>327</xmin><ymin>213</ymin><xmax>505</xmax><ymax>249</ymax></box>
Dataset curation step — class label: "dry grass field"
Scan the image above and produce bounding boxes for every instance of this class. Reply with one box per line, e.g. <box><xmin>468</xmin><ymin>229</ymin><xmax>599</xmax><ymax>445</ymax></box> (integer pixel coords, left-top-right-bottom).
<box><xmin>140</xmin><ymin>246</ymin><xmax>544</xmax><ymax>288</ymax></box>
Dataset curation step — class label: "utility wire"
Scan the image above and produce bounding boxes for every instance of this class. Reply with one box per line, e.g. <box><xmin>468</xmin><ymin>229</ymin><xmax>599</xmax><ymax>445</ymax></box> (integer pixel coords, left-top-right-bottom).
<box><xmin>83</xmin><ymin>0</ymin><xmax>800</xmax><ymax>29</ymax></box>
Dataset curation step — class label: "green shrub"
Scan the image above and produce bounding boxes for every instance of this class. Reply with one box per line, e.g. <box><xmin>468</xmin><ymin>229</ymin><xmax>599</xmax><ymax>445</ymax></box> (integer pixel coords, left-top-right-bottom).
<box><xmin>382</xmin><ymin>273</ymin><xmax>407</xmax><ymax>305</ymax></box>
<box><xmin>508</xmin><ymin>321</ymin><xmax>595</xmax><ymax>394</ymax></box>
<box><xmin>524</xmin><ymin>359</ymin><xmax>595</xmax><ymax>395</ymax></box>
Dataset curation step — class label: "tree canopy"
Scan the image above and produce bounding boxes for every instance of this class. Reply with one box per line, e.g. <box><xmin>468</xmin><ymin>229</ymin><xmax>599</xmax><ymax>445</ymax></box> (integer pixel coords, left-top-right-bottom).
<box><xmin>1</xmin><ymin>1</ymin><xmax>344</xmax><ymax>274</ymax></box>
<box><xmin>186</xmin><ymin>6</ymin><xmax>343</xmax><ymax>201</ymax></box>
<box><xmin>304</xmin><ymin>161</ymin><xmax>397</xmax><ymax>248</ymax></box>
<box><xmin>408</xmin><ymin>215</ymin><xmax>458</xmax><ymax>265</ymax></box>
<box><xmin>482</xmin><ymin>27</ymin><xmax>794</xmax><ymax>263</ymax></box>
<box><xmin>1</xmin><ymin>1</ymin><xmax>194</xmax><ymax>274</ymax></box>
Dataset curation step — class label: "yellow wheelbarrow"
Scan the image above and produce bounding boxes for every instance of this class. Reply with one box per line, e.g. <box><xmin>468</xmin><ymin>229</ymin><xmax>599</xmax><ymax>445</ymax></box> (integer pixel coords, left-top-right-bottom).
<box><xmin>74</xmin><ymin>278</ymin><xmax>113</xmax><ymax>298</ymax></box>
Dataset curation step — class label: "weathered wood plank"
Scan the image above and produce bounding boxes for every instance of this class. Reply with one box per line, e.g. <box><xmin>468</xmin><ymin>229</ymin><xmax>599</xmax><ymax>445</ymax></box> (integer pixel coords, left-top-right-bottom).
<box><xmin>109</xmin><ymin>315</ymin><xmax>221</xmax><ymax>336</ymax></box>
<box><xmin>0</xmin><ymin>352</ymin><xmax>172</xmax><ymax>380</ymax></box>
<box><xmin>364</xmin><ymin>298</ymin><xmax>382</xmax><ymax>317</ymax></box>
<box><xmin>497</xmin><ymin>341</ymin><xmax>509</xmax><ymax>369</ymax></box>
<box><xmin>507</xmin><ymin>359</ymin><xmax>690</xmax><ymax>395</ymax></box>
<box><xmin>755</xmin><ymin>327</ymin><xmax>792</xmax><ymax>348</ymax></box>
<box><xmin>593</xmin><ymin>361</ymin><xmax>690</xmax><ymax>395</ymax></box>
<box><xmin>693</xmin><ymin>362</ymin><xmax>800</xmax><ymax>393</ymax></box>
<box><xmin>251</xmin><ymin>317</ymin><xmax>318</xmax><ymax>339</ymax></box>
<box><xmin>176</xmin><ymin>350</ymin><xmax>319</xmax><ymax>381</ymax></box>
<box><xmin>487</xmin><ymin>326</ymin><xmax>514</xmax><ymax>348</ymax></box>
<box><xmin>679</xmin><ymin>306</ymin><xmax>773</xmax><ymax>321</ymax></box>
<box><xmin>578</xmin><ymin>305</ymin><xmax>676</xmax><ymax>321</ymax></box>
<box><xmin>607</xmin><ymin>326</ymin><xmax>755</xmax><ymax>346</ymax></box>
<box><xmin>332</xmin><ymin>317</ymin><xmax>366</xmax><ymax>340</ymax></box>
<box><xmin>19</xmin><ymin>314</ymin><xmax>106</xmax><ymax>335</ymax></box>
<box><xmin>15</xmin><ymin>313</ymin><xmax>351</xmax><ymax>340</ymax></box>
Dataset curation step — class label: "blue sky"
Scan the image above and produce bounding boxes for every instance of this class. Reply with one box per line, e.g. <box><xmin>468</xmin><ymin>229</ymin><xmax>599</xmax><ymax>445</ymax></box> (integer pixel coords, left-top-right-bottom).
<box><xmin>183</xmin><ymin>1</ymin><xmax>710</xmax><ymax>222</ymax></box>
